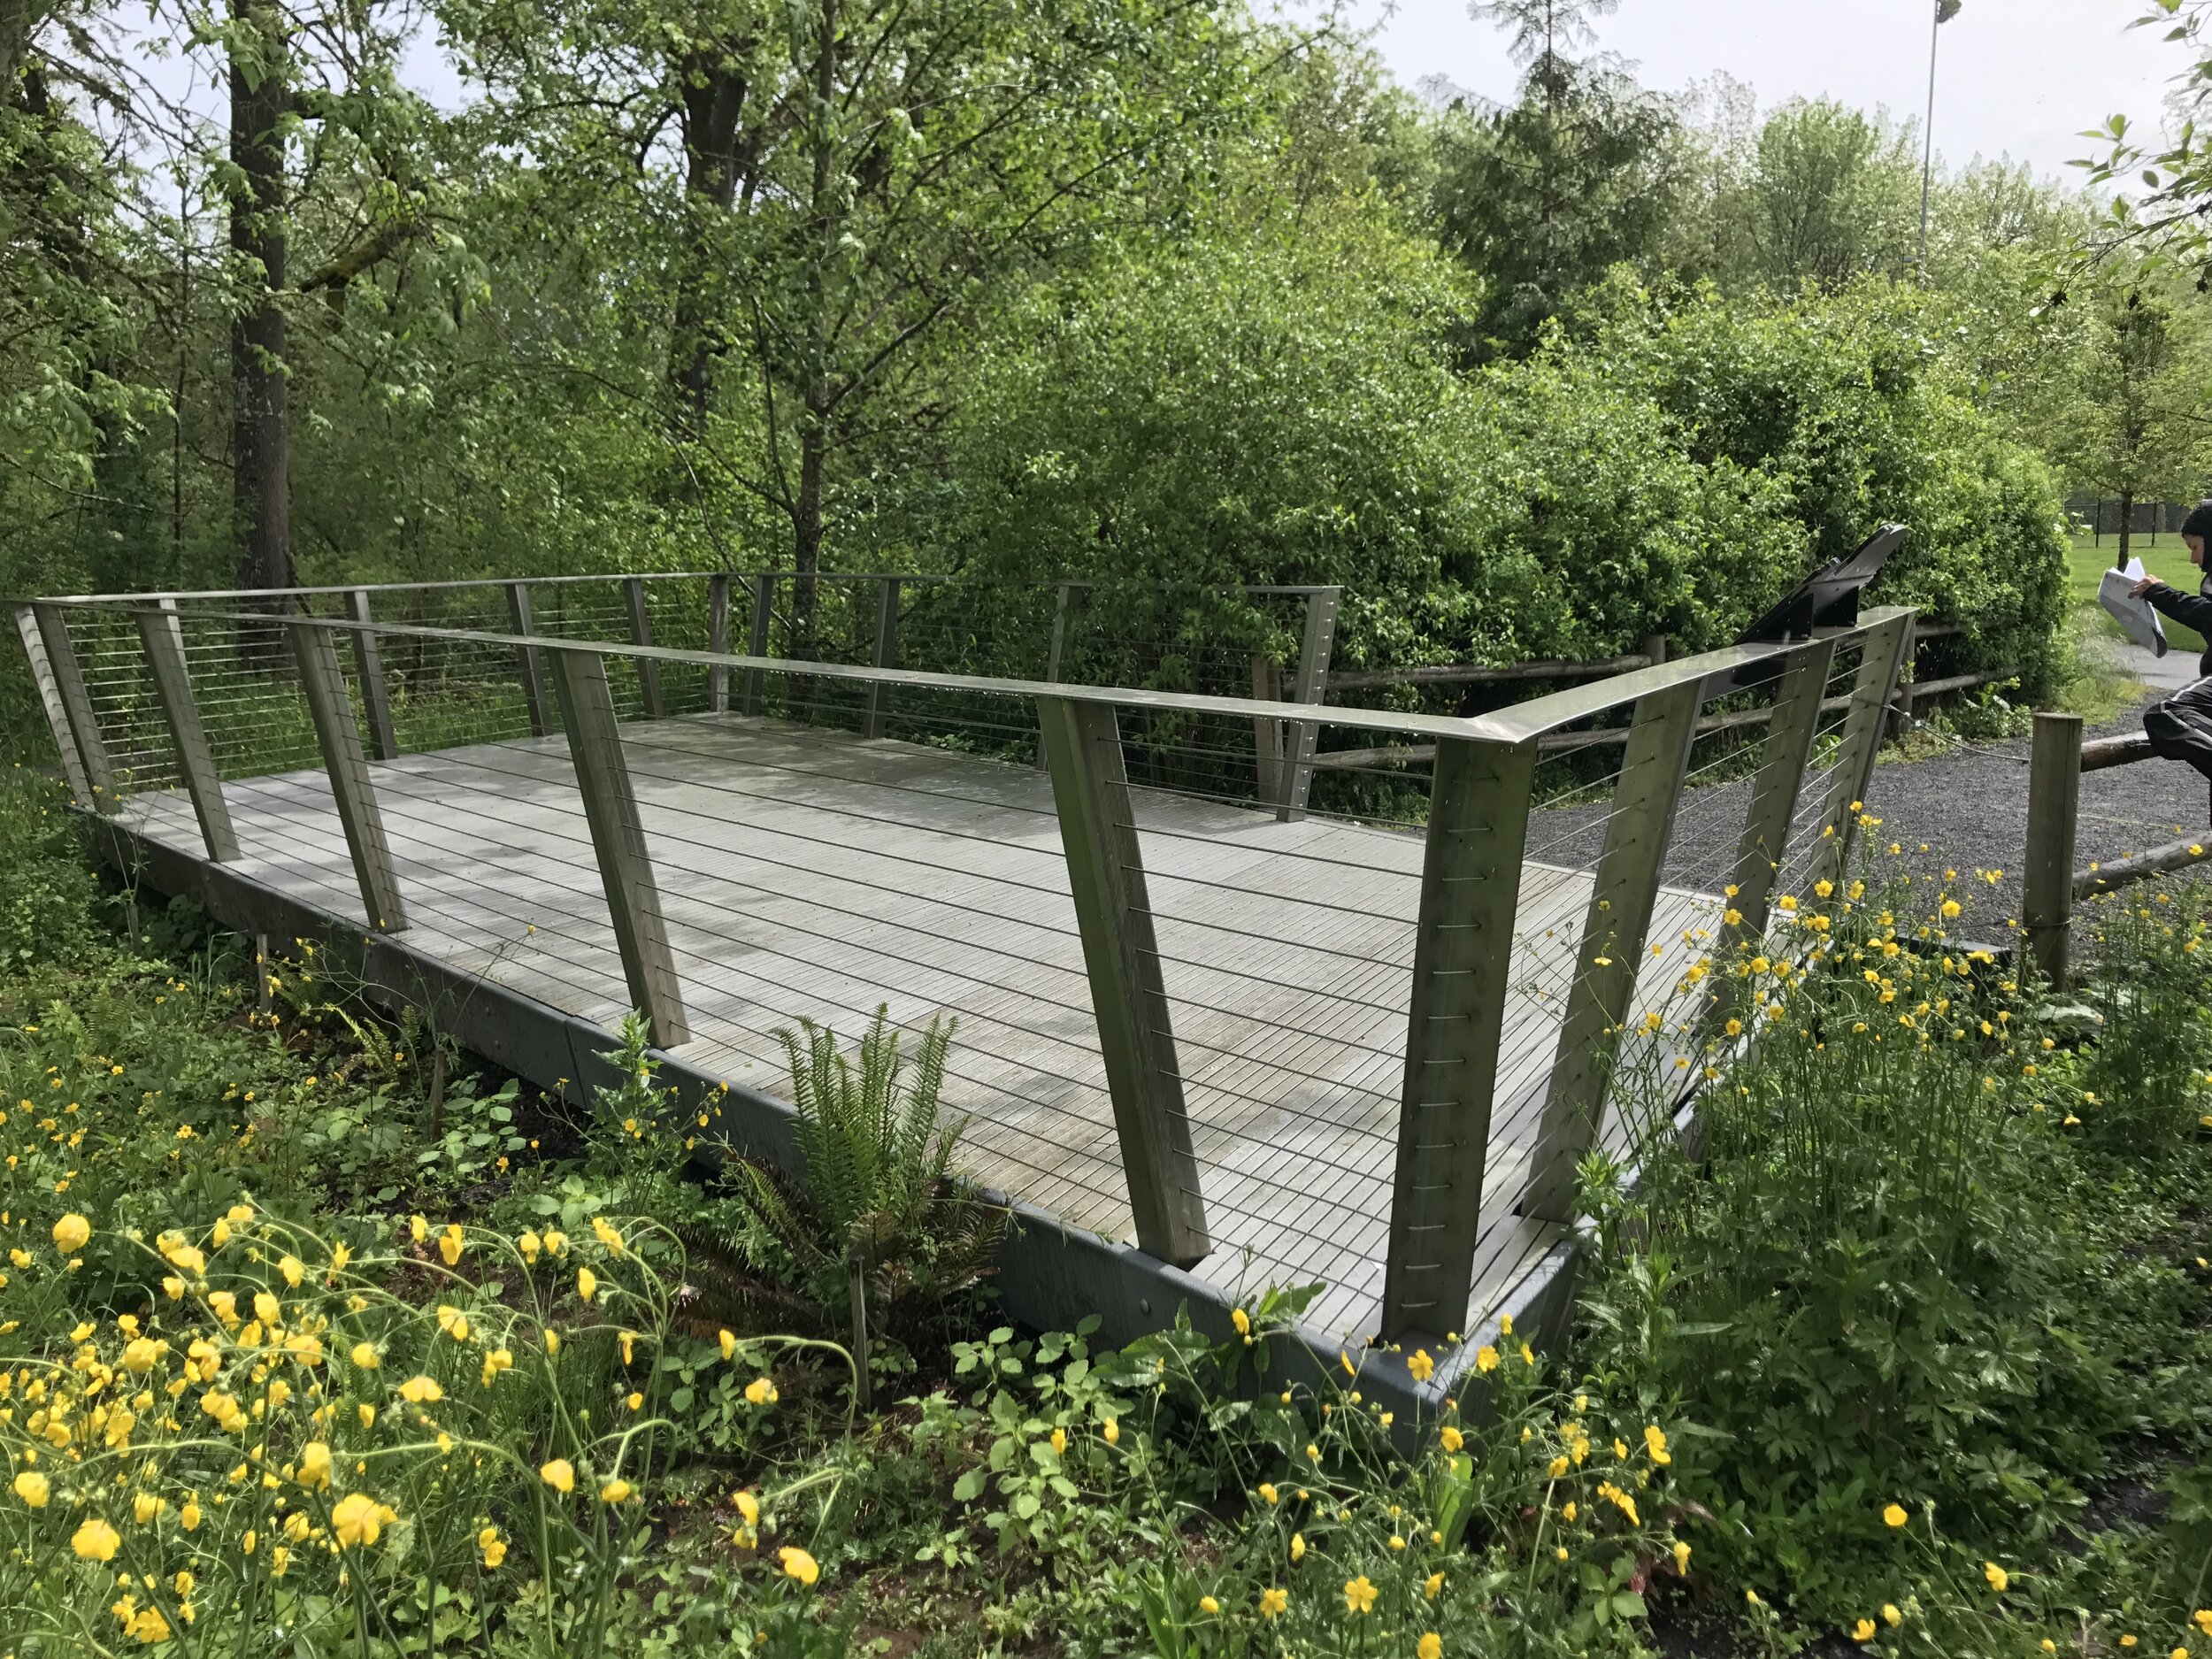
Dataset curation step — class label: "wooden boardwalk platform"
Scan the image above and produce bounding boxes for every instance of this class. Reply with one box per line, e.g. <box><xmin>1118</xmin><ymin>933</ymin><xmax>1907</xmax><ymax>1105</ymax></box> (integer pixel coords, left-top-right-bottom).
<box><xmin>119</xmin><ymin>710</ymin><xmax>1722</xmax><ymax>1340</ymax></box>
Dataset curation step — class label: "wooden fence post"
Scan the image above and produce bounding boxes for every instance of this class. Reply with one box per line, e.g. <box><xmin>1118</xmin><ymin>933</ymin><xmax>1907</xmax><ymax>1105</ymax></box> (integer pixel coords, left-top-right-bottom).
<box><xmin>624</xmin><ymin>577</ymin><xmax>664</xmax><ymax>719</ymax></box>
<box><xmin>505</xmin><ymin>581</ymin><xmax>552</xmax><ymax>738</ymax></box>
<box><xmin>549</xmin><ymin>649</ymin><xmax>691</xmax><ymax>1048</ymax></box>
<box><xmin>707</xmin><ymin>573</ymin><xmax>732</xmax><ymax>714</ymax></box>
<box><xmin>1037</xmin><ymin>582</ymin><xmax>1075</xmax><ymax>769</ymax></box>
<box><xmin>865</xmin><ymin>576</ymin><xmax>899</xmax><ymax>740</ymax></box>
<box><xmin>743</xmin><ymin>573</ymin><xmax>773</xmax><ymax>717</ymax></box>
<box><xmin>1278</xmin><ymin>587</ymin><xmax>1342</xmax><ymax>822</ymax></box>
<box><xmin>288</xmin><ymin>621</ymin><xmax>407</xmax><ymax>933</ymax></box>
<box><xmin>30</xmin><ymin>603</ymin><xmax>117</xmax><ymax>813</ymax></box>
<box><xmin>1379</xmin><ymin>735</ymin><xmax>1536</xmax><ymax>1340</ymax></box>
<box><xmin>2024</xmin><ymin>710</ymin><xmax>2085</xmax><ymax>988</ymax></box>
<box><xmin>1250</xmin><ymin>657</ymin><xmax>1284</xmax><ymax>802</ymax></box>
<box><xmin>136</xmin><ymin>603</ymin><xmax>240</xmax><ymax>862</ymax></box>
<box><xmin>1038</xmin><ymin>694</ymin><xmax>1210</xmax><ymax>1267</ymax></box>
<box><xmin>349</xmin><ymin>589</ymin><xmax>399</xmax><ymax>761</ymax></box>
<box><xmin>14</xmin><ymin>604</ymin><xmax>94</xmax><ymax>806</ymax></box>
<box><xmin>1523</xmin><ymin>678</ymin><xmax>1702</xmax><ymax>1224</ymax></box>
<box><xmin>1804</xmin><ymin>610</ymin><xmax>1915</xmax><ymax>894</ymax></box>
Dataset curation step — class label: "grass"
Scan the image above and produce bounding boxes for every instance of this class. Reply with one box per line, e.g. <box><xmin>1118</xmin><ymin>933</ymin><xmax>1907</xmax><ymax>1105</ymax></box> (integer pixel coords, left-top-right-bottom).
<box><xmin>2068</xmin><ymin>530</ymin><xmax>2208</xmax><ymax>660</ymax></box>
<box><xmin>1</xmin><ymin>778</ymin><xmax>2210</xmax><ymax>1657</ymax></box>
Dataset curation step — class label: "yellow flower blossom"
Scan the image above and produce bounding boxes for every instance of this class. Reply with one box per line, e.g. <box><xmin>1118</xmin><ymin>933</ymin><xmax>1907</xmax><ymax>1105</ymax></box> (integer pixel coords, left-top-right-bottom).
<box><xmin>13</xmin><ymin>1471</ymin><xmax>49</xmax><ymax>1508</ymax></box>
<box><xmin>1343</xmin><ymin>1575</ymin><xmax>1378</xmax><ymax>1615</ymax></box>
<box><xmin>1418</xmin><ymin>1635</ymin><xmax>1442</xmax><ymax>1659</ymax></box>
<box><xmin>779</xmin><ymin>1546</ymin><xmax>820</xmax><ymax>1586</ymax></box>
<box><xmin>480</xmin><ymin>1525</ymin><xmax>507</xmax><ymax>1567</ymax></box>
<box><xmin>332</xmin><ymin>1493</ymin><xmax>396</xmax><ymax>1548</ymax></box>
<box><xmin>541</xmin><ymin>1459</ymin><xmax>575</xmax><ymax>1494</ymax></box>
<box><xmin>72</xmin><ymin>1517</ymin><xmax>120</xmax><ymax>1561</ymax></box>
<box><xmin>1259</xmin><ymin>1587</ymin><xmax>1288</xmax><ymax>1619</ymax></box>
<box><xmin>51</xmin><ymin>1213</ymin><xmax>88</xmax><ymax>1252</ymax></box>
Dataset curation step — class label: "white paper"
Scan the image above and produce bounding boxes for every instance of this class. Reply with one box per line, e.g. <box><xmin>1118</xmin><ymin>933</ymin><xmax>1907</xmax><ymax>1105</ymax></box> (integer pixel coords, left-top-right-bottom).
<box><xmin>2100</xmin><ymin>557</ymin><xmax>2170</xmax><ymax>657</ymax></box>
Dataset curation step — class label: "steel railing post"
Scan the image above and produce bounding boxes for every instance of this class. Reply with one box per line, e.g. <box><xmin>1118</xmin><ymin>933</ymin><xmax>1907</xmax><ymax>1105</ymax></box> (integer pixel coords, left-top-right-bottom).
<box><xmin>2024</xmin><ymin>710</ymin><xmax>2085</xmax><ymax>988</ymax></box>
<box><xmin>623</xmin><ymin>576</ymin><xmax>664</xmax><ymax>719</ymax></box>
<box><xmin>30</xmin><ymin>603</ymin><xmax>117</xmax><ymax>812</ymax></box>
<box><xmin>1523</xmin><ymin>678</ymin><xmax>1702</xmax><ymax>1224</ymax></box>
<box><xmin>1038</xmin><ymin>694</ymin><xmax>1210</xmax><ymax>1267</ymax></box>
<box><xmin>1379</xmin><ymin>734</ymin><xmax>1536</xmax><ymax>1340</ymax></box>
<box><xmin>136</xmin><ymin>603</ymin><xmax>240</xmax><ymax>862</ymax></box>
<box><xmin>744</xmin><ymin>573</ymin><xmax>773</xmax><ymax>717</ymax></box>
<box><xmin>288</xmin><ymin>621</ymin><xmax>407</xmax><ymax>933</ymax></box>
<box><xmin>14</xmin><ymin>604</ymin><xmax>94</xmax><ymax>805</ymax></box>
<box><xmin>549</xmin><ymin>649</ymin><xmax>691</xmax><ymax>1048</ymax></box>
<box><xmin>1804</xmin><ymin>609</ymin><xmax>1915</xmax><ymax>894</ymax></box>
<box><xmin>707</xmin><ymin>572</ymin><xmax>732</xmax><ymax>714</ymax></box>
<box><xmin>505</xmin><ymin>580</ymin><xmax>552</xmax><ymax>738</ymax></box>
<box><xmin>349</xmin><ymin>588</ymin><xmax>399</xmax><ymax>761</ymax></box>
<box><xmin>865</xmin><ymin>576</ymin><xmax>899</xmax><ymax>740</ymax></box>
<box><xmin>1278</xmin><ymin>588</ymin><xmax>1342</xmax><ymax>822</ymax></box>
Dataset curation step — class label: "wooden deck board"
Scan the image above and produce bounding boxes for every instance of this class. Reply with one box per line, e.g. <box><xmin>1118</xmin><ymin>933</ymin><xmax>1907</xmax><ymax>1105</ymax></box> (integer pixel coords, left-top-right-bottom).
<box><xmin>119</xmin><ymin>712</ymin><xmax>1721</xmax><ymax>1342</ymax></box>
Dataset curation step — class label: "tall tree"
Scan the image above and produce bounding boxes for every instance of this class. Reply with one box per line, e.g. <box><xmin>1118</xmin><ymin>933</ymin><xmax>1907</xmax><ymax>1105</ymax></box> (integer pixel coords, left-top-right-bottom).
<box><xmin>2057</xmin><ymin>281</ymin><xmax>2203</xmax><ymax>567</ymax></box>
<box><xmin>226</xmin><ymin>0</ymin><xmax>295</xmax><ymax>591</ymax></box>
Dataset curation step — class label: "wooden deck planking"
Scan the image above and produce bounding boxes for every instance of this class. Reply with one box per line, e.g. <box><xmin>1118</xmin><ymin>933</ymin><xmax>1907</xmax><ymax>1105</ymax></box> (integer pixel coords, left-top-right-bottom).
<box><xmin>119</xmin><ymin>711</ymin><xmax>1722</xmax><ymax>1341</ymax></box>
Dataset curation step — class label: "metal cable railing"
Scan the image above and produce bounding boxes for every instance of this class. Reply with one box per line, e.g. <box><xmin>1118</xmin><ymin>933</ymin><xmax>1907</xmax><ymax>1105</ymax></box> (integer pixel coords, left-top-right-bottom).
<box><xmin>13</xmin><ymin>587</ymin><xmax>1916</xmax><ymax>1346</ymax></box>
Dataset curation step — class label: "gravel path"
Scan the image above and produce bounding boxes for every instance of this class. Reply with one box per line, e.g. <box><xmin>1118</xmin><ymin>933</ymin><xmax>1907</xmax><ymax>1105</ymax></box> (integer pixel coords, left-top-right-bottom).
<box><xmin>1525</xmin><ymin>690</ymin><xmax>2211</xmax><ymax>933</ymax></box>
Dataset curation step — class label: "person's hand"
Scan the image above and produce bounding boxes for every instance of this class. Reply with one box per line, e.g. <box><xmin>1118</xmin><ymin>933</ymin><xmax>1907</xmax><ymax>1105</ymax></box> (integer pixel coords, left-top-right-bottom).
<box><xmin>2131</xmin><ymin>575</ymin><xmax>2159</xmax><ymax>598</ymax></box>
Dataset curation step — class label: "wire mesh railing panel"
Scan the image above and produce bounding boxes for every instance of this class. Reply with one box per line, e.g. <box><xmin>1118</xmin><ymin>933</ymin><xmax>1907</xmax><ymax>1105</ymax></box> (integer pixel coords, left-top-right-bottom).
<box><xmin>173</xmin><ymin>613</ymin><xmax>325</xmax><ymax>782</ymax></box>
<box><xmin>71</xmin><ymin>608</ymin><xmax>180</xmax><ymax>796</ymax></box>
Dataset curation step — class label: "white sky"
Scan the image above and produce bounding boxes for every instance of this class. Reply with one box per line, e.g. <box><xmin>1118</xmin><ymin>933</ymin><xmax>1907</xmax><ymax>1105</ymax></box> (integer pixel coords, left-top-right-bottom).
<box><xmin>1345</xmin><ymin>0</ymin><xmax>2180</xmax><ymax>185</ymax></box>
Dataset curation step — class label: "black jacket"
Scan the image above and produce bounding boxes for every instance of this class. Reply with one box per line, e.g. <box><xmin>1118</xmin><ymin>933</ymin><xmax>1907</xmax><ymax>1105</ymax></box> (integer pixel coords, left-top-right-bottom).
<box><xmin>2144</xmin><ymin>577</ymin><xmax>2212</xmax><ymax>677</ymax></box>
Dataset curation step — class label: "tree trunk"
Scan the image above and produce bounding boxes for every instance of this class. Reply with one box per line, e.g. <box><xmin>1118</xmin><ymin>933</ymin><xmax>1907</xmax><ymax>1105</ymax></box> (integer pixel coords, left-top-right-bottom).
<box><xmin>669</xmin><ymin>57</ymin><xmax>748</xmax><ymax>439</ymax></box>
<box><xmin>787</xmin><ymin>0</ymin><xmax>837</xmax><ymax>679</ymax></box>
<box><xmin>2118</xmin><ymin>488</ymin><xmax>2134</xmax><ymax>570</ymax></box>
<box><xmin>229</xmin><ymin>0</ymin><xmax>295</xmax><ymax>596</ymax></box>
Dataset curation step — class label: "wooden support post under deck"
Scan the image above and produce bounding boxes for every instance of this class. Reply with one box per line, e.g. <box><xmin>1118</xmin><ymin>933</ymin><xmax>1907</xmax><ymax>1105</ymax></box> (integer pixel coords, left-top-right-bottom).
<box><xmin>288</xmin><ymin>622</ymin><xmax>407</xmax><ymax>933</ymax></box>
<box><xmin>135</xmin><ymin>603</ymin><xmax>240</xmax><ymax>863</ymax></box>
<box><xmin>549</xmin><ymin>649</ymin><xmax>691</xmax><ymax>1048</ymax></box>
<box><xmin>1379</xmin><ymin>735</ymin><xmax>1536</xmax><ymax>1340</ymax></box>
<box><xmin>31</xmin><ymin>603</ymin><xmax>116</xmax><ymax>812</ymax></box>
<box><xmin>1803</xmin><ymin>609</ymin><xmax>1915</xmax><ymax>895</ymax></box>
<box><xmin>1278</xmin><ymin>588</ymin><xmax>1342</xmax><ymax>822</ymax></box>
<box><xmin>624</xmin><ymin>576</ymin><xmax>664</xmax><ymax>718</ymax></box>
<box><xmin>1523</xmin><ymin>678</ymin><xmax>1702</xmax><ymax>1223</ymax></box>
<box><xmin>14</xmin><ymin>604</ymin><xmax>94</xmax><ymax>805</ymax></box>
<box><xmin>2024</xmin><ymin>710</ymin><xmax>2084</xmax><ymax>988</ymax></box>
<box><xmin>707</xmin><ymin>573</ymin><xmax>732</xmax><ymax>714</ymax></box>
<box><xmin>744</xmin><ymin>573</ymin><xmax>773</xmax><ymax>718</ymax></box>
<box><xmin>865</xmin><ymin>577</ymin><xmax>899</xmax><ymax>740</ymax></box>
<box><xmin>349</xmin><ymin>589</ymin><xmax>399</xmax><ymax>762</ymax></box>
<box><xmin>1038</xmin><ymin>695</ymin><xmax>1210</xmax><ymax>1267</ymax></box>
<box><xmin>505</xmin><ymin>581</ymin><xmax>552</xmax><ymax>738</ymax></box>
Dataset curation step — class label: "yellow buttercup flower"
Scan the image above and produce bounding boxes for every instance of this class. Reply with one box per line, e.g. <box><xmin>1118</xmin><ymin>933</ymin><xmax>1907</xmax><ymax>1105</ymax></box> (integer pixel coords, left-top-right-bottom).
<box><xmin>1343</xmin><ymin>1575</ymin><xmax>1379</xmax><ymax>1615</ymax></box>
<box><xmin>332</xmin><ymin>1493</ymin><xmax>396</xmax><ymax>1548</ymax></box>
<box><xmin>779</xmin><ymin>1546</ymin><xmax>820</xmax><ymax>1586</ymax></box>
<box><xmin>601</xmin><ymin>1478</ymin><xmax>633</xmax><ymax>1503</ymax></box>
<box><xmin>13</xmin><ymin>1470</ymin><xmax>49</xmax><ymax>1508</ymax></box>
<box><xmin>541</xmin><ymin>1459</ymin><xmax>575</xmax><ymax>1494</ymax></box>
<box><xmin>1853</xmin><ymin>1619</ymin><xmax>1876</xmax><ymax>1643</ymax></box>
<box><xmin>1408</xmin><ymin>1348</ymin><xmax>1434</xmax><ymax>1381</ymax></box>
<box><xmin>1440</xmin><ymin>1425</ymin><xmax>1463</xmax><ymax>1452</ymax></box>
<box><xmin>576</xmin><ymin>1268</ymin><xmax>597</xmax><ymax>1303</ymax></box>
<box><xmin>1475</xmin><ymin>1346</ymin><xmax>1499</xmax><ymax>1373</ymax></box>
<box><xmin>51</xmin><ymin>1213</ymin><xmax>89</xmax><ymax>1252</ymax></box>
<box><xmin>1103</xmin><ymin>1417</ymin><xmax>1120</xmax><ymax>1445</ymax></box>
<box><xmin>72</xmin><ymin>1517</ymin><xmax>120</xmax><ymax>1561</ymax></box>
<box><xmin>1290</xmin><ymin>1532</ymin><xmax>1306</xmax><ymax>1563</ymax></box>
<box><xmin>480</xmin><ymin>1526</ymin><xmax>507</xmax><ymax>1568</ymax></box>
<box><xmin>1258</xmin><ymin>1587</ymin><xmax>1288</xmax><ymax>1619</ymax></box>
<box><xmin>1882</xmin><ymin>1502</ymin><xmax>1908</xmax><ymax>1529</ymax></box>
<box><xmin>1983</xmin><ymin>1562</ymin><xmax>2008</xmax><ymax>1593</ymax></box>
<box><xmin>399</xmin><ymin>1375</ymin><xmax>443</xmax><ymax>1404</ymax></box>
<box><xmin>1418</xmin><ymin>1635</ymin><xmax>1442</xmax><ymax>1659</ymax></box>
<box><xmin>1425</xmin><ymin>1571</ymin><xmax>1444</xmax><ymax>1600</ymax></box>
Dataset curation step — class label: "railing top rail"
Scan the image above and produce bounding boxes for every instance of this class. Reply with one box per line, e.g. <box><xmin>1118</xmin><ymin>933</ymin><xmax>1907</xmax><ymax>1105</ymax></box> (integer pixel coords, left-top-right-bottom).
<box><xmin>15</xmin><ymin>573</ymin><xmax>1344</xmax><ymax>608</ymax></box>
<box><xmin>163</xmin><ymin>604</ymin><xmax>1894</xmax><ymax>747</ymax></box>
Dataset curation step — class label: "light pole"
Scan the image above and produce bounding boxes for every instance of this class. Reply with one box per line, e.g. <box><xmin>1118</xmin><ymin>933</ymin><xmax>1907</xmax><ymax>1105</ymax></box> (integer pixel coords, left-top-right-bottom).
<box><xmin>1919</xmin><ymin>0</ymin><xmax>1962</xmax><ymax>278</ymax></box>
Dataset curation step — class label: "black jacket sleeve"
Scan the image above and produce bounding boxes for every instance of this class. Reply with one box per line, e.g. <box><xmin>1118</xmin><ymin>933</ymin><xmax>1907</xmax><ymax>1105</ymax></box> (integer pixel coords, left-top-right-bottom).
<box><xmin>2144</xmin><ymin>580</ymin><xmax>2212</xmax><ymax>636</ymax></box>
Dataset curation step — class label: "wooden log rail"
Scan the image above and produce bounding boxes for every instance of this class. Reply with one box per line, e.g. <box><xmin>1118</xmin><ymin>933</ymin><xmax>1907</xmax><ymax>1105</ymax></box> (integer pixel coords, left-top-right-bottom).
<box><xmin>2024</xmin><ymin>715</ymin><xmax>2211</xmax><ymax>987</ymax></box>
<box><xmin>14</xmin><ymin>592</ymin><xmax>1918</xmax><ymax>1352</ymax></box>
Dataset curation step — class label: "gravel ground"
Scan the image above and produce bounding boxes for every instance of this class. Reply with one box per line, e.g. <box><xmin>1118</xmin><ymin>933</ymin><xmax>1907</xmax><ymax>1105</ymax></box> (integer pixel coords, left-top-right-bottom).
<box><xmin>1524</xmin><ymin>690</ymin><xmax>2211</xmax><ymax>930</ymax></box>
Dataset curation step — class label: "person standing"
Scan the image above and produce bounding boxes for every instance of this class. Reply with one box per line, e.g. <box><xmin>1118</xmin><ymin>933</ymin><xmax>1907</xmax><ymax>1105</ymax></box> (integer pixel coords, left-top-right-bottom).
<box><xmin>2130</xmin><ymin>499</ymin><xmax>2212</xmax><ymax>810</ymax></box>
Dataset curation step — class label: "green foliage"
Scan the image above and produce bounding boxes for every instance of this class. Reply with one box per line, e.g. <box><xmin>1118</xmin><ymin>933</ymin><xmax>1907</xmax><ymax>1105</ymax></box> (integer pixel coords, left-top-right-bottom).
<box><xmin>2072</xmin><ymin>880</ymin><xmax>2212</xmax><ymax>1145</ymax></box>
<box><xmin>727</xmin><ymin>1007</ymin><xmax>1003</xmax><ymax>1336</ymax></box>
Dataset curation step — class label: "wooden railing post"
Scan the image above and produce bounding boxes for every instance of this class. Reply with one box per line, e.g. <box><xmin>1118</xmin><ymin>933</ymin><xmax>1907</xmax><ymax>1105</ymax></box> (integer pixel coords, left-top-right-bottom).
<box><xmin>1250</xmin><ymin>657</ymin><xmax>1285</xmax><ymax>801</ymax></box>
<box><xmin>707</xmin><ymin>573</ymin><xmax>732</xmax><ymax>714</ymax></box>
<box><xmin>1036</xmin><ymin>581</ymin><xmax>1075</xmax><ymax>769</ymax></box>
<box><xmin>1523</xmin><ymin>679</ymin><xmax>1701</xmax><ymax>1223</ymax></box>
<box><xmin>288</xmin><ymin>621</ymin><xmax>407</xmax><ymax>933</ymax></box>
<box><xmin>1379</xmin><ymin>735</ymin><xmax>1536</xmax><ymax>1340</ymax></box>
<box><xmin>505</xmin><ymin>581</ymin><xmax>552</xmax><ymax>738</ymax></box>
<box><xmin>349</xmin><ymin>589</ymin><xmax>399</xmax><ymax>761</ymax></box>
<box><xmin>549</xmin><ymin>649</ymin><xmax>691</xmax><ymax>1048</ymax></box>
<box><xmin>865</xmin><ymin>576</ymin><xmax>899</xmax><ymax>739</ymax></box>
<box><xmin>1723</xmin><ymin>637</ymin><xmax>1837</xmax><ymax>940</ymax></box>
<box><xmin>1804</xmin><ymin>609</ymin><xmax>1915</xmax><ymax>894</ymax></box>
<box><xmin>14</xmin><ymin>604</ymin><xmax>95</xmax><ymax>806</ymax></box>
<box><xmin>135</xmin><ymin>603</ymin><xmax>240</xmax><ymax>862</ymax></box>
<box><xmin>1038</xmin><ymin>694</ymin><xmax>1210</xmax><ymax>1267</ymax></box>
<box><xmin>1278</xmin><ymin>587</ymin><xmax>1342</xmax><ymax>822</ymax></box>
<box><xmin>743</xmin><ymin>573</ymin><xmax>773</xmax><ymax>717</ymax></box>
<box><xmin>623</xmin><ymin>576</ymin><xmax>664</xmax><ymax>719</ymax></box>
<box><xmin>2024</xmin><ymin>710</ymin><xmax>2085</xmax><ymax>988</ymax></box>
<box><xmin>30</xmin><ymin>603</ymin><xmax>117</xmax><ymax>813</ymax></box>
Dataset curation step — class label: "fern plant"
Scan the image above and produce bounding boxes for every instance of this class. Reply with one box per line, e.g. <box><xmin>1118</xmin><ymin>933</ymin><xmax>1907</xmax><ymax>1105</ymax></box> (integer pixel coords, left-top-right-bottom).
<box><xmin>728</xmin><ymin>1005</ymin><xmax>1004</xmax><ymax>1399</ymax></box>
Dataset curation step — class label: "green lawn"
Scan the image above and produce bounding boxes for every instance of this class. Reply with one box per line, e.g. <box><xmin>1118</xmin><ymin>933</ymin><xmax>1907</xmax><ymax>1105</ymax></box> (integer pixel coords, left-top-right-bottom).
<box><xmin>2069</xmin><ymin>529</ymin><xmax>2208</xmax><ymax>657</ymax></box>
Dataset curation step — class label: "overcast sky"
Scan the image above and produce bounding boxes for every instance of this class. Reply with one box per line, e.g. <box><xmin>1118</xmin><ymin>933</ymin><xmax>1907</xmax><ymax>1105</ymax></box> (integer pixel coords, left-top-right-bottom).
<box><xmin>1344</xmin><ymin>0</ymin><xmax>2179</xmax><ymax>186</ymax></box>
